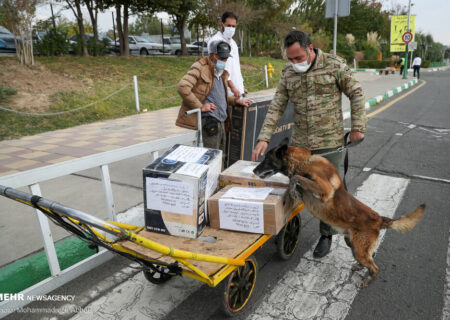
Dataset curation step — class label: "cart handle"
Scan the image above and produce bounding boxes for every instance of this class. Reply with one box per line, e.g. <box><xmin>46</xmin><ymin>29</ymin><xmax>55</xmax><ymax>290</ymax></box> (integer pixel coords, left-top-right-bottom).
<box><xmin>185</xmin><ymin>108</ymin><xmax>203</xmax><ymax>148</ymax></box>
<box><xmin>0</xmin><ymin>185</ymin><xmax>244</xmax><ymax>267</ymax></box>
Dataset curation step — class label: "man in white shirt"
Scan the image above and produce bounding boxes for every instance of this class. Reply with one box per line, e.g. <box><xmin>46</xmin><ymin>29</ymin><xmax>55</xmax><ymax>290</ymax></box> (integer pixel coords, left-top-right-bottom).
<box><xmin>208</xmin><ymin>11</ymin><xmax>247</xmax><ymax>98</ymax></box>
<box><xmin>412</xmin><ymin>56</ymin><xmax>422</xmax><ymax>79</ymax></box>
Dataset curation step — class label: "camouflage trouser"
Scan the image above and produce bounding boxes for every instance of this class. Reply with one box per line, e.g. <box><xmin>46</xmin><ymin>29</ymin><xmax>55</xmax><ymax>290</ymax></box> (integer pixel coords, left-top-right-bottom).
<box><xmin>201</xmin><ymin>117</ymin><xmax>227</xmax><ymax>168</ymax></box>
<box><xmin>311</xmin><ymin>147</ymin><xmax>343</xmax><ymax>237</ymax></box>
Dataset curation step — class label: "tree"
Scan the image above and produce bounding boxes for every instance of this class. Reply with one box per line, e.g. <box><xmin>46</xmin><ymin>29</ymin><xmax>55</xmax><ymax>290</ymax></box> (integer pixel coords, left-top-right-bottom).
<box><xmin>98</xmin><ymin>0</ymin><xmax>132</xmax><ymax>56</ymax></box>
<box><xmin>65</xmin><ymin>0</ymin><xmax>89</xmax><ymax>56</ymax></box>
<box><xmin>84</xmin><ymin>0</ymin><xmax>99</xmax><ymax>55</ymax></box>
<box><xmin>3</xmin><ymin>0</ymin><xmax>38</xmax><ymax>65</ymax></box>
<box><xmin>141</xmin><ymin>0</ymin><xmax>200</xmax><ymax>56</ymax></box>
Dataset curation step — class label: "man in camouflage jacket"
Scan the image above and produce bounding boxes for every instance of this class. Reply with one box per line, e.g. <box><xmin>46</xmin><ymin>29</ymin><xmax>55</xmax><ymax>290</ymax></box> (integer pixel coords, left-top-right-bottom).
<box><xmin>252</xmin><ymin>30</ymin><xmax>366</xmax><ymax>258</ymax></box>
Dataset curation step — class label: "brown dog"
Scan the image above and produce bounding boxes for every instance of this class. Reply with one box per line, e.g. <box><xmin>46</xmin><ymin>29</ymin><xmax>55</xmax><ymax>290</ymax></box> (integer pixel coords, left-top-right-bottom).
<box><xmin>253</xmin><ymin>139</ymin><xmax>425</xmax><ymax>287</ymax></box>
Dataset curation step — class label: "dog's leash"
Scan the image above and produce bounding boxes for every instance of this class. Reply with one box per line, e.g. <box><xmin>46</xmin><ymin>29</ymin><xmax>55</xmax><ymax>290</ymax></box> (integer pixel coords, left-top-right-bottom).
<box><xmin>319</xmin><ymin>132</ymin><xmax>364</xmax><ymax>190</ymax></box>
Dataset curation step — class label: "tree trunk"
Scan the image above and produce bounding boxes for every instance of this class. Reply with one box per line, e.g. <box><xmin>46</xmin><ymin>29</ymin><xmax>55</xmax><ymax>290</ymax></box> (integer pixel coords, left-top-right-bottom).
<box><xmin>256</xmin><ymin>31</ymin><xmax>260</xmax><ymax>56</ymax></box>
<box><xmin>115</xmin><ymin>4</ymin><xmax>124</xmax><ymax>55</ymax></box>
<box><xmin>85</xmin><ymin>0</ymin><xmax>98</xmax><ymax>56</ymax></box>
<box><xmin>123</xmin><ymin>3</ymin><xmax>129</xmax><ymax>56</ymax></box>
<box><xmin>67</xmin><ymin>0</ymin><xmax>88</xmax><ymax>56</ymax></box>
<box><xmin>176</xmin><ymin>15</ymin><xmax>187</xmax><ymax>56</ymax></box>
<box><xmin>247</xmin><ymin>27</ymin><xmax>251</xmax><ymax>57</ymax></box>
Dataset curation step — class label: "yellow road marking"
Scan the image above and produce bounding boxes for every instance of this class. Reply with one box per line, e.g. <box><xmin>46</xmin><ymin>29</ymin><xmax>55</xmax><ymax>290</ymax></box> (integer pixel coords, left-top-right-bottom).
<box><xmin>367</xmin><ymin>80</ymin><xmax>427</xmax><ymax>118</ymax></box>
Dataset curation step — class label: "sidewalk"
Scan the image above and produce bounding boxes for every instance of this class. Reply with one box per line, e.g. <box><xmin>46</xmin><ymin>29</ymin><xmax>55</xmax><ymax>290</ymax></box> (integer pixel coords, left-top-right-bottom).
<box><xmin>0</xmin><ymin>72</ymin><xmax>417</xmax><ymax>178</ymax></box>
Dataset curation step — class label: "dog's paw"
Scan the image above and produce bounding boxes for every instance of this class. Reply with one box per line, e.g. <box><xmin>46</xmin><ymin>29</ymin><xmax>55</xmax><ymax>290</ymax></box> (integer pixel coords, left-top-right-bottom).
<box><xmin>288</xmin><ymin>176</ymin><xmax>302</xmax><ymax>200</ymax></box>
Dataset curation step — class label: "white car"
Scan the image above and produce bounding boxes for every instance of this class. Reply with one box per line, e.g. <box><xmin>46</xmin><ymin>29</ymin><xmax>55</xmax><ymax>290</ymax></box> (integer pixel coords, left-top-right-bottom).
<box><xmin>128</xmin><ymin>35</ymin><xmax>164</xmax><ymax>55</ymax></box>
<box><xmin>163</xmin><ymin>37</ymin><xmax>199</xmax><ymax>56</ymax></box>
<box><xmin>190</xmin><ymin>41</ymin><xmax>209</xmax><ymax>55</ymax></box>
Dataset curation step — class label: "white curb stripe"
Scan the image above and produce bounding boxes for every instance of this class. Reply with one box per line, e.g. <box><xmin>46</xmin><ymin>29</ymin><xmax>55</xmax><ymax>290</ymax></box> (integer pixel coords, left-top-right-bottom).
<box><xmin>248</xmin><ymin>173</ymin><xmax>410</xmax><ymax>320</ymax></box>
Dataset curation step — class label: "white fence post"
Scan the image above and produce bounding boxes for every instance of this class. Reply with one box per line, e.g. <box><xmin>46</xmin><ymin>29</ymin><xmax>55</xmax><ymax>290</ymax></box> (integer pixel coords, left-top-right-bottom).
<box><xmin>100</xmin><ymin>164</ymin><xmax>116</xmax><ymax>221</ymax></box>
<box><xmin>133</xmin><ymin>75</ymin><xmax>140</xmax><ymax>112</ymax></box>
<box><xmin>264</xmin><ymin>65</ymin><xmax>269</xmax><ymax>88</ymax></box>
<box><xmin>354</xmin><ymin>58</ymin><xmax>357</xmax><ymax>69</ymax></box>
<box><xmin>29</xmin><ymin>183</ymin><xmax>61</xmax><ymax>276</ymax></box>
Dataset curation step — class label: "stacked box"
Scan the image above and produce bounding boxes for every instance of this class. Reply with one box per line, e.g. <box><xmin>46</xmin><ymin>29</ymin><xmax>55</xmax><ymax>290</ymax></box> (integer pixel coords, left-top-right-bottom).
<box><xmin>143</xmin><ymin>144</ymin><xmax>222</xmax><ymax>238</ymax></box>
<box><xmin>208</xmin><ymin>185</ymin><xmax>290</xmax><ymax>235</ymax></box>
<box><xmin>228</xmin><ymin>100</ymin><xmax>294</xmax><ymax>166</ymax></box>
<box><xmin>220</xmin><ymin>160</ymin><xmax>289</xmax><ymax>189</ymax></box>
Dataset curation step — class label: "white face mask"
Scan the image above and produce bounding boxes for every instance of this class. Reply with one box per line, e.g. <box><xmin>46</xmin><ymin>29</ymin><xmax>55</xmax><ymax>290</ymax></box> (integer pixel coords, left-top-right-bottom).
<box><xmin>291</xmin><ymin>60</ymin><xmax>311</xmax><ymax>73</ymax></box>
<box><xmin>223</xmin><ymin>26</ymin><xmax>235</xmax><ymax>39</ymax></box>
<box><xmin>291</xmin><ymin>49</ymin><xmax>312</xmax><ymax>73</ymax></box>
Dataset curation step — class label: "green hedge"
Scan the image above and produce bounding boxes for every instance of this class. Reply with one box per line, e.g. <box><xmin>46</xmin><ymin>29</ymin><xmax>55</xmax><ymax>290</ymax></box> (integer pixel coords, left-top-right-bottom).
<box><xmin>358</xmin><ymin>60</ymin><xmax>391</xmax><ymax>69</ymax></box>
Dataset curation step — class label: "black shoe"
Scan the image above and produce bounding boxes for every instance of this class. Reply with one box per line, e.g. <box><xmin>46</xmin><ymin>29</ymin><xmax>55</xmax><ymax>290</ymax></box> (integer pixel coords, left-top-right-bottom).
<box><xmin>313</xmin><ymin>235</ymin><xmax>332</xmax><ymax>258</ymax></box>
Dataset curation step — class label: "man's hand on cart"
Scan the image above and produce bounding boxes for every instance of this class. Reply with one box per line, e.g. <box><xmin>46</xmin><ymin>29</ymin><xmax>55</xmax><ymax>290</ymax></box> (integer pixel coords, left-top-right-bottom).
<box><xmin>252</xmin><ymin>140</ymin><xmax>268</xmax><ymax>161</ymax></box>
<box><xmin>236</xmin><ymin>98</ymin><xmax>253</xmax><ymax>107</ymax></box>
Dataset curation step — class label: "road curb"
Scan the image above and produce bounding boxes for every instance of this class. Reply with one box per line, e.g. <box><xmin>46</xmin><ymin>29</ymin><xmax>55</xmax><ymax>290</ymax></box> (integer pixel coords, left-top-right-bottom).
<box><xmin>364</xmin><ymin>78</ymin><xmax>418</xmax><ymax>109</ymax></box>
<box><xmin>0</xmin><ymin>236</ymin><xmax>97</xmax><ymax>297</ymax></box>
<box><xmin>343</xmin><ymin>78</ymin><xmax>419</xmax><ymax>120</ymax></box>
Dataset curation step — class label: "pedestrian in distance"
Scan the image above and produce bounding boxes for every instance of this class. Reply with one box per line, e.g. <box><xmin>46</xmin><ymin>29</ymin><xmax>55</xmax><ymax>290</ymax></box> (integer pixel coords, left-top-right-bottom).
<box><xmin>413</xmin><ymin>56</ymin><xmax>422</xmax><ymax>79</ymax></box>
<box><xmin>208</xmin><ymin>11</ymin><xmax>247</xmax><ymax>99</ymax></box>
<box><xmin>399</xmin><ymin>56</ymin><xmax>405</xmax><ymax>75</ymax></box>
<box><xmin>176</xmin><ymin>40</ymin><xmax>253</xmax><ymax>168</ymax></box>
<box><xmin>251</xmin><ymin>30</ymin><xmax>366</xmax><ymax>258</ymax></box>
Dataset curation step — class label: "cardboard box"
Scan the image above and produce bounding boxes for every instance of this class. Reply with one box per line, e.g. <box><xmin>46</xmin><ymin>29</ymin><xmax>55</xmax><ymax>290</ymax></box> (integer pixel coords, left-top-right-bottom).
<box><xmin>208</xmin><ymin>185</ymin><xmax>290</xmax><ymax>235</ymax></box>
<box><xmin>228</xmin><ymin>99</ymin><xmax>294</xmax><ymax>166</ymax></box>
<box><xmin>220</xmin><ymin>160</ymin><xmax>289</xmax><ymax>189</ymax></box>
<box><xmin>143</xmin><ymin>144</ymin><xmax>222</xmax><ymax>238</ymax></box>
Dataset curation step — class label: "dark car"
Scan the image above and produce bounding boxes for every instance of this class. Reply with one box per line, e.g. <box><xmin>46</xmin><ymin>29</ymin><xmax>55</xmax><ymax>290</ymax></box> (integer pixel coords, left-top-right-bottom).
<box><xmin>0</xmin><ymin>26</ymin><xmax>16</xmax><ymax>53</ymax></box>
<box><xmin>69</xmin><ymin>33</ymin><xmax>115</xmax><ymax>54</ymax></box>
<box><xmin>190</xmin><ymin>41</ymin><xmax>209</xmax><ymax>55</ymax></box>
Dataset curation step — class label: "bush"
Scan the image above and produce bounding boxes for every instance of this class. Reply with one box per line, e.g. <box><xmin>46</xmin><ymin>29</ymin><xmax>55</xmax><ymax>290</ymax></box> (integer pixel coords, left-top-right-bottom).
<box><xmin>0</xmin><ymin>86</ymin><xmax>17</xmax><ymax>102</ymax></box>
<box><xmin>72</xmin><ymin>35</ymin><xmax>109</xmax><ymax>56</ymax></box>
<box><xmin>35</xmin><ymin>30</ymin><xmax>69</xmax><ymax>56</ymax></box>
<box><xmin>362</xmin><ymin>41</ymin><xmax>379</xmax><ymax>60</ymax></box>
<box><xmin>336</xmin><ymin>37</ymin><xmax>355</xmax><ymax>64</ymax></box>
<box><xmin>421</xmin><ymin>60</ymin><xmax>430</xmax><ymax>68</ymax></box>
<box><xmin>358</xmin><ymin>60</ymin><xmax>391</xmax><ymax>69</ymax></box>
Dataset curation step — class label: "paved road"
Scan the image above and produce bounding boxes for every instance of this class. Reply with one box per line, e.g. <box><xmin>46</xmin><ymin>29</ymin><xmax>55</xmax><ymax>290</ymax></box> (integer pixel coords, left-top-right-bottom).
<box><xmin>2</xmin><ymin>70</ymin><xmax>450</xmax><ymax>319</ymax></box>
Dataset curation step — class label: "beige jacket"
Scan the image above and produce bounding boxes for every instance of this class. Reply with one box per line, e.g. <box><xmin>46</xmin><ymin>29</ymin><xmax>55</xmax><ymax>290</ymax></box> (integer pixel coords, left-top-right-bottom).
<box><xmin>176</xmin><ymin>56</ymin><xmax>236</xmax><ymax>132</ymax></box>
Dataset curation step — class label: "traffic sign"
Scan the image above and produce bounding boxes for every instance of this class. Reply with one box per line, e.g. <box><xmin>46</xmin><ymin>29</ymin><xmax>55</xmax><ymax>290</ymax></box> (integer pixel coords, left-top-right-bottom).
<box><xmin>402</xmin><ymin>32</ymin><xmax>413</xmax><ymax>43</ymax></box>
<box><xmin>409</xmin><ymin>41</ymin><xmax>417</xmax><ymax>50</ymax></box>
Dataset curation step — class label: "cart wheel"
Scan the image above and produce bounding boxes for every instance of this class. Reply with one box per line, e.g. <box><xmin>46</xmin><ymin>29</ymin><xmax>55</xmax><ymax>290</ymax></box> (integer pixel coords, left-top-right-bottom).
<box><xmin>221</xmin><ymin>256</ymin><xmax>258</xmax><ymax>317</ymax></box>
<box><xmin>276</xmin><ymin>214</ymin><xmax>301</xmax><ymax>260</ymax></box>
<box><xmin>143</xmin><ymin>264</ymin><xmax>172</xmax><ymax>284</ymax></box>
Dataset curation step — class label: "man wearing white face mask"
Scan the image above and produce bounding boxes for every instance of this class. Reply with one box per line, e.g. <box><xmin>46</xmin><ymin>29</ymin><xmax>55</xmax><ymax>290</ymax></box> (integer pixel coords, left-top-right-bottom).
<box><xmin>252</xmin><ymin>30</ymin><xmax>366</xmax><ymax>258</ymax></box>
<box><xmin>208</xmin><ymin>11</ymin><xmax>247</xmax><ymax>98</ymax></box>
<box><xmin>177</xmin><ymin>41</ymin><xmax>252</xmax><ymax>167</ymax></box>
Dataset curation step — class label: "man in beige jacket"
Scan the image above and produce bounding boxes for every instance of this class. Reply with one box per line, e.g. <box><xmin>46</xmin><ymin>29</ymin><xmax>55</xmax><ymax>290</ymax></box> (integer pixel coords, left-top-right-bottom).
<box><xmin>176</xmin><ymin>41</ymin><xmax>252</xmax><ymax>166</ymax></box>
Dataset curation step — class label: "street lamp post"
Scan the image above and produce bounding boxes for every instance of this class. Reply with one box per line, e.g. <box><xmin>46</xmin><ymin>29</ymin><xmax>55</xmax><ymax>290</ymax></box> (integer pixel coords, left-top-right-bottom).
<box><xmin>403</xmin><ymin>0</ymin><xmax>412</xmax><ymax>79</ymax></box>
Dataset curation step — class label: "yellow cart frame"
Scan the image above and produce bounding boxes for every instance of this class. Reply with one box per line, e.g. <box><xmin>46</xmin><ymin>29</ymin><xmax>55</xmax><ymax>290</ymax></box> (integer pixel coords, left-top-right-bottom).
<box><xmin>0</xmin><ymin>185</ymin><xmax>304</xmax><ymax>316</ymax></box>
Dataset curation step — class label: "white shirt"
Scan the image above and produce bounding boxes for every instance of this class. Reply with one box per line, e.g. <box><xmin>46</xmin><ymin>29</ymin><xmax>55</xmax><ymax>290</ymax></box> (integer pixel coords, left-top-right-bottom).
<box><xmin>413</xmin><ymin>57</ymin><xmax>422</xmax><ymax>66</ymax></box>
<box><xmin>208</xmin><ymin>31</ymin><xmax>245</xmax><ymax>96</ymax></box>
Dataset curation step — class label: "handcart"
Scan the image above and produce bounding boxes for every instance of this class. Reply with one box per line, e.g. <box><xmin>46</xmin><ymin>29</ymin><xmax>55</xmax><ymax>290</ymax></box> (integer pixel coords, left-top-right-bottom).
<box><xmin>0</xmin><ymin>185</ymin><xmax>304</xmax><ymax>317</ymax></box>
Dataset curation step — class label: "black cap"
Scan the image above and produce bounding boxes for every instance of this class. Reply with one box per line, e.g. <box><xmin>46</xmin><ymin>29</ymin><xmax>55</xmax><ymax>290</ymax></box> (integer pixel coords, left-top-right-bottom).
<box><xmin>211</xmin><ymin>41</ymin><xmax>232</xmax><ymax>58</ymax></box>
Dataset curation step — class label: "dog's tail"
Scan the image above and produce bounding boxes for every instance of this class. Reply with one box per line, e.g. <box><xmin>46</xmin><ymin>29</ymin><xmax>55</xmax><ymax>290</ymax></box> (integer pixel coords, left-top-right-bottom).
<box><xmin>381</xmin><ymin>204</ymin><xmax>425</xmax><ymax>232</ymax></box>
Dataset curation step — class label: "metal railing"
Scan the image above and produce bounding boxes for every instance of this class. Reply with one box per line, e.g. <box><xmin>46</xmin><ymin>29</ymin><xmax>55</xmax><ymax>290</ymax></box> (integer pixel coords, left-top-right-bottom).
<box><xmin>0</xmin><ymin>131</ymin><xmax>197</xmax><ymax>316</ymax></box>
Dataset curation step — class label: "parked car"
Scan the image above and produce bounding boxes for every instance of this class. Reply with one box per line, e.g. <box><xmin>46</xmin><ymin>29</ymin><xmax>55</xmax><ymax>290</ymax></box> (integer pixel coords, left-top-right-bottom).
<box><xmin>127</xmin><ymin>35</ymin><xmax>165</xmax><ymax>55</ymax></box>
<box><xmin>69</xmin><ymin>34</ymin><xmax>115</xmax><ymax>54</ymax></box>
<box><xmin>0</xmin><ymin>26</ymin><xmax>16</xmax><ymax>53</ymax></box>
<box><xmin>138</xmin><ymin>36</ymin><xmax>170</xmax><ymax>55</ymax></box>
<box><xmin>190</xmin><ymin>41</ymin><xmax>209</xmax><ymax>55</ymax></box>
<box><xmin>163</xmin><ymin>37</ymin><xmax>199</xmax><ymax>56</ymax></box>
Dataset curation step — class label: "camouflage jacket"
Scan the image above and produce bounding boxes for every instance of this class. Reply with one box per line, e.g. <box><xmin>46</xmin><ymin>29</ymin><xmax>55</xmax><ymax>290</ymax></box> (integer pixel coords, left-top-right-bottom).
<box><xmin>258</xmin><ymin>49</ymin><xmax>366</xmax><ymax>150</ymax></box>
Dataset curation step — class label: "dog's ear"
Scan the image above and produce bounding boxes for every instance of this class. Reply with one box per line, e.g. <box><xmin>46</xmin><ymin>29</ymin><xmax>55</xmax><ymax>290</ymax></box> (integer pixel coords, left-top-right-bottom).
<box><xmin>276</xmin><ymin>138</ymin><xmax>289</xmax><ymax>158</ymax></box>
